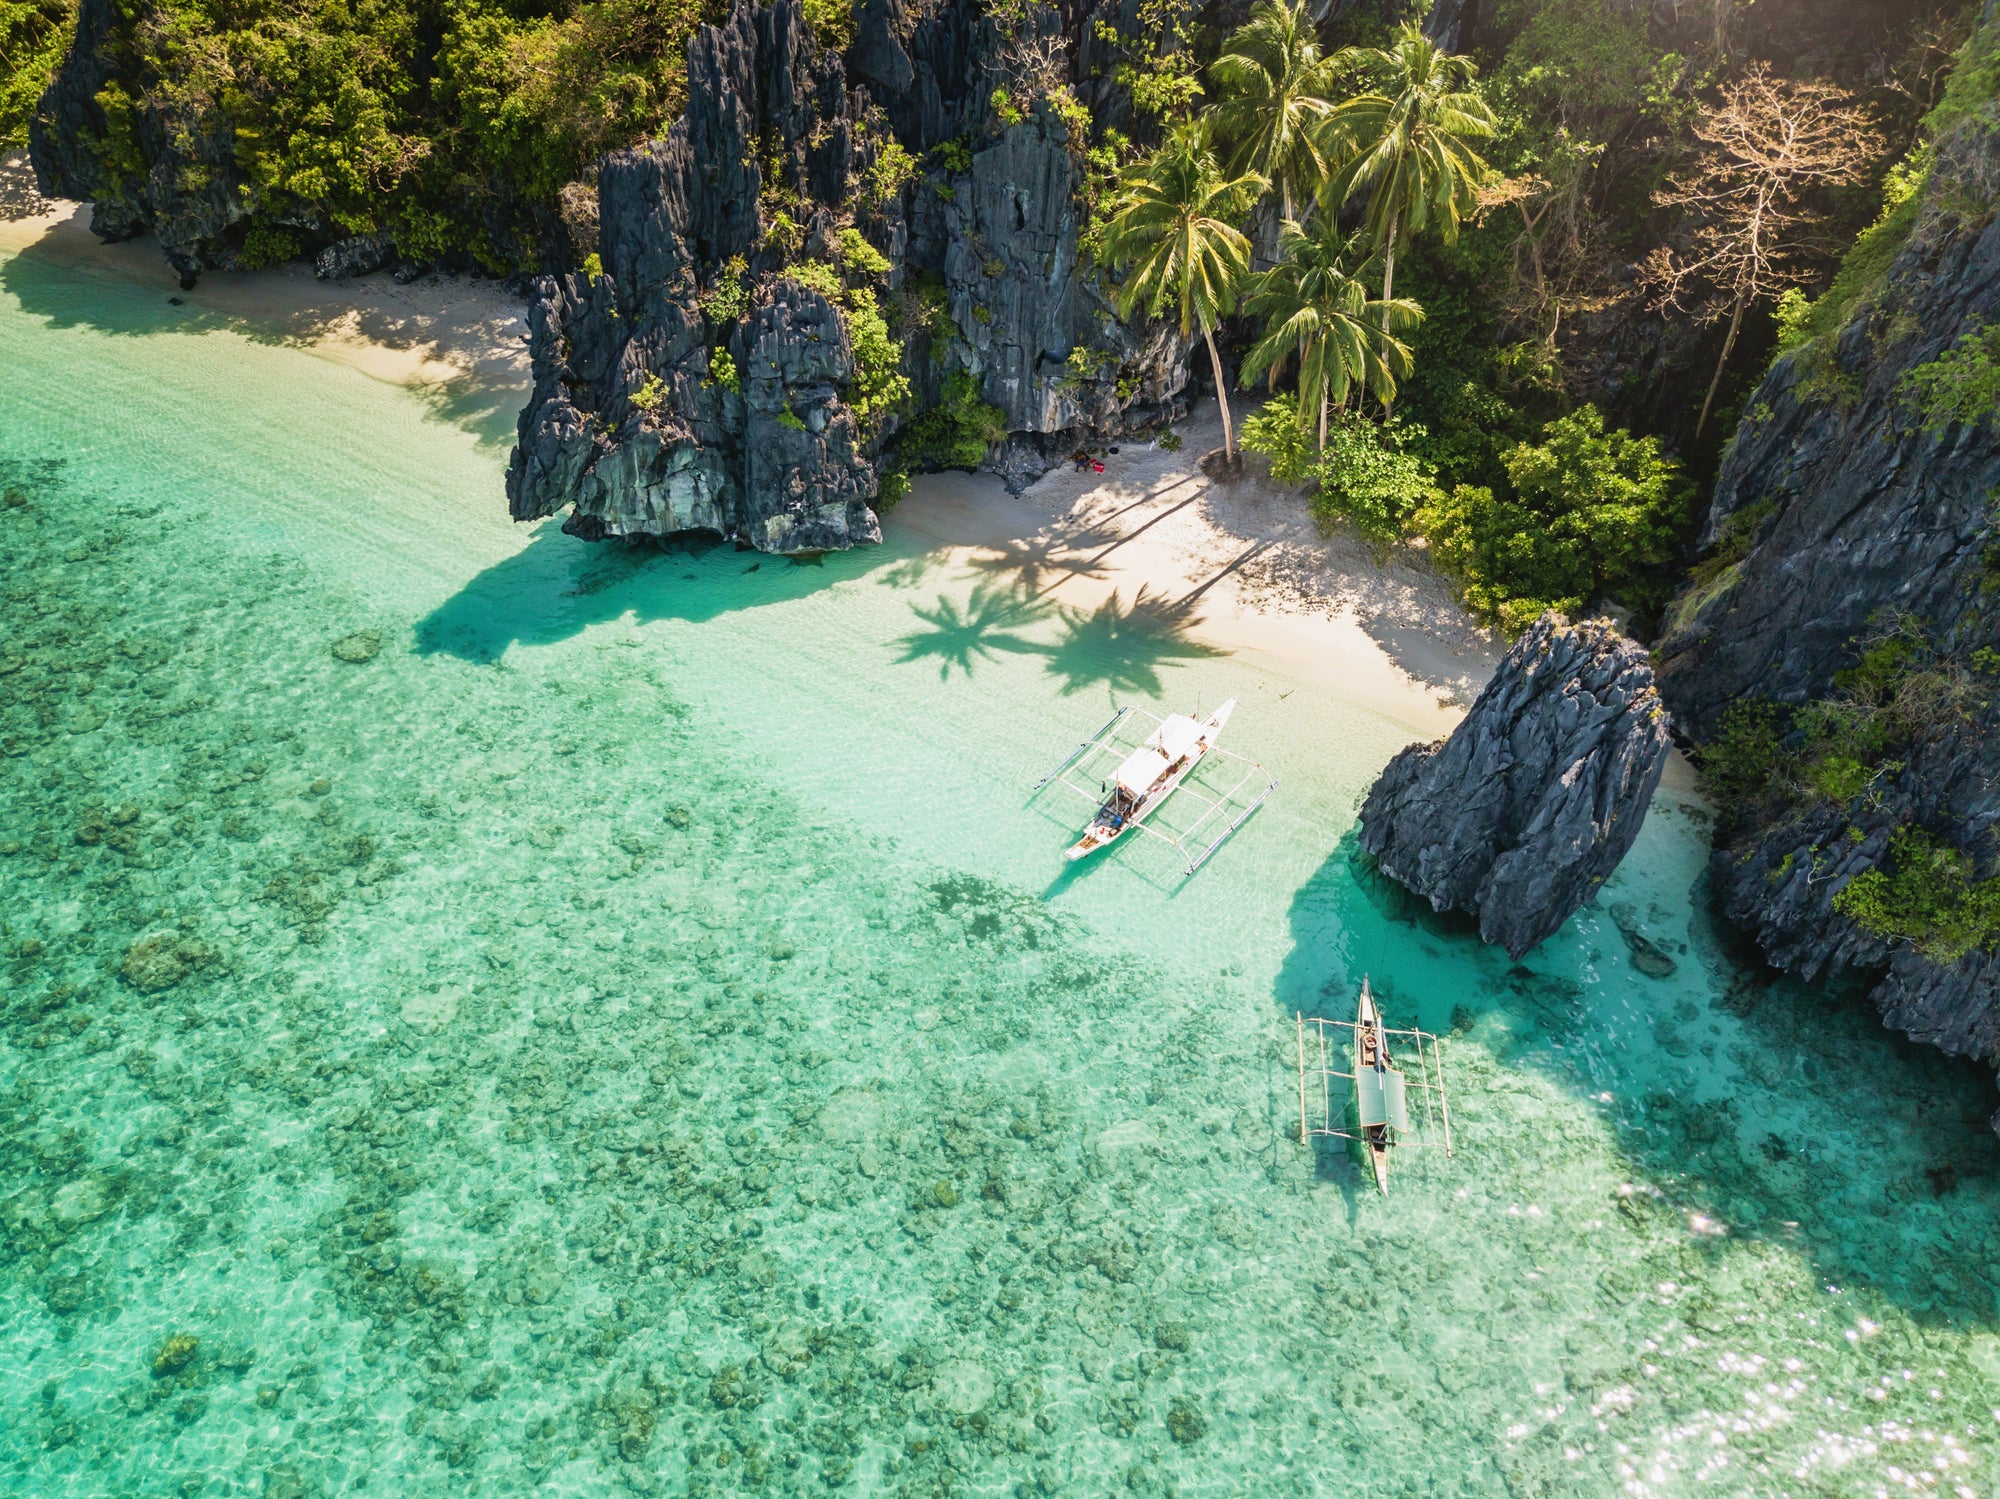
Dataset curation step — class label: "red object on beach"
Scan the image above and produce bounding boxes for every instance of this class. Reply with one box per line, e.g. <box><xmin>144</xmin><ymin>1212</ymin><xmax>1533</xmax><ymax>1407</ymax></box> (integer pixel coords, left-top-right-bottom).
<box><xmin>1091</xmin><ymin>460</ymin><xmax>1105</xmax><ymax>473</ymax></box>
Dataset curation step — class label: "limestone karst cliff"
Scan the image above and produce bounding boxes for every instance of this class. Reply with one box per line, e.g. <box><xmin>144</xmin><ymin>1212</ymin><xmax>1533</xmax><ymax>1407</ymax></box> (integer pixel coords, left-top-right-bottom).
<box><xmin>506</xmin><ymin>0</ymin><xmax>1189</xmax><ymax>552</ymax></box>
<box><xmin>1655</xmin><ymin>4</ymin><xmax>2000</xmax><ymax>1119</ymax></box>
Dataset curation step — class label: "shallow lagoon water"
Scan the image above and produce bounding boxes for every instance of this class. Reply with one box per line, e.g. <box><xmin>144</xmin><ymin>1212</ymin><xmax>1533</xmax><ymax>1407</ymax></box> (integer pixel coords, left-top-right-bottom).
<box><xmin>3</xmin><ymin>242</ymin><xmax>1999</xmax><ymax>1499</ymax></box>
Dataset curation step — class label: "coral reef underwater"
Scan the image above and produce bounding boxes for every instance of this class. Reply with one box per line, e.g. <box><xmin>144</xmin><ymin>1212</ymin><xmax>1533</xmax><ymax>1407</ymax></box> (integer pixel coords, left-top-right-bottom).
<box><xmin>3</xmin><ymin>443</ymin><xmax>2000</xmax><ymax>1498</ymax></box>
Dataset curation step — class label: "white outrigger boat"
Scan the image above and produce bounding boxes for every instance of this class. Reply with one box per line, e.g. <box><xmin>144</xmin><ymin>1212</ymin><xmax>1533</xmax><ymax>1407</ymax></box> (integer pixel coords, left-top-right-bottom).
<box><xmin>1030</xmin><ymin>700</ymin><xmax>1276</xmax><ymax>876</ymax></box>
<box><xmin>1295</xmin><ymin>977</ymin><xmax>1453</xmax><ymax>1194</ymax></box>
<box><xmin>1066</xmin><ymin>699</ymin><xmax>1235</xmax><ymax>862</ymax></box>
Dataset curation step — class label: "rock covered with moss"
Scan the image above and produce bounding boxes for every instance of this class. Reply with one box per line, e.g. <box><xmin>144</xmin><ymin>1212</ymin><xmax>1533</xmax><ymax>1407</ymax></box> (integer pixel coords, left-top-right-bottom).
<box><xmin>507</xmin><ymin>0</ymin><xmax>1187</xmax><ymax>553</ymax></box>
<box><xmin>1654</xmin><ymin>8</ymin><xmax>2000</xmax><ymax>1112</ymax></box>
<box><xmin>1359</xmin><ymin>613</ymin><xmax>1672</xmax><ymax>958</ymax></box>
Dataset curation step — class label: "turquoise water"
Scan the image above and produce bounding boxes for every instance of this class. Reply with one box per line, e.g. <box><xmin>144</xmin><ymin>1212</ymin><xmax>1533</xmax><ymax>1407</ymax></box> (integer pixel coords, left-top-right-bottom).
<box><xmin>3</xmin><ymin>239</ymin><xmax>1999</xmax><ymax>1499</ymax></box>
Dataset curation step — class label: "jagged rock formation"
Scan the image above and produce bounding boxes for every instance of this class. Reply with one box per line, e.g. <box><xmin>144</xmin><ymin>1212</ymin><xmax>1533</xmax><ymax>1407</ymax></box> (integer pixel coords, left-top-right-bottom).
<box><xmin>1359</xmin><ymin>614</ymin><xmax>1673</xmax><ymax>959</ymax></box>
<box><xmin>1654</xmin><ymin>16</ymin><xmax>2000</xmax><ymax>1106</ymax></box>
<box><xmin>507</xmin><ymin>0</ymin><xmax>1188</xmax><ymax>552</ymax></box>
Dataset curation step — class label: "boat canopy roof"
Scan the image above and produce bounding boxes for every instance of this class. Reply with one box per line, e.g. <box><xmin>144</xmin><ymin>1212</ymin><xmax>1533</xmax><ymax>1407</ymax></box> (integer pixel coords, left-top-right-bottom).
<box><xmin>1114</xmin><ymin>714</ymin><xmax>1204</xmax><ymax>795</ymax></box>
<box><xmin>1153</xmin><ymin>713</ymin><xmax>1203</xmax><ymax>759</ymax></box>
<box><xmin>1114</xmin><ymin>746</ymin><xmax>1171</xmax><ymax>796</ymax></box>
<box><xmin>1356</xmin><ymin>1068</ymin><xmax>1410</xmax><ymax>1131</ymax></box>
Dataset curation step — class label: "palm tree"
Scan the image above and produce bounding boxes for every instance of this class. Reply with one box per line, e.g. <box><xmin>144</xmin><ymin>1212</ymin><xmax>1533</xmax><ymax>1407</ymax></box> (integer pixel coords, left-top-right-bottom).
<box><xmin>1100</xmin><ymin>127</ymin><xmax>1265</xmax><ymax>462</ymax></box>
<box><xmin>1210</xmin><ymin>0</ymin><xmax>1337</xmax><ymax>227</ymax></box>
<box><xmin>1242</xmin><ymin>219</ymin><xmax>1422</xmax><ymax>449</ymax></box>
<box><xmin>1319</xmin><ymin>23</ymin><xmax>1495</xmax><ymax>310</ymax></box>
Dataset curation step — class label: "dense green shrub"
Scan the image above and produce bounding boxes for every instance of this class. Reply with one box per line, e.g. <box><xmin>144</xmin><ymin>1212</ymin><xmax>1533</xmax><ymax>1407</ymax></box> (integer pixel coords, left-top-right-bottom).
<box><xmin>1416</xmin><ymin>405</ymin><xmax>1690</xmax><ymax>631</ymax></box>
<box><xmin>1694</xmin><ymin>617</ymin><xmax>1982</xmax><ymax>819</ymax></box>
<box><xmin>1834</xmin><ymin>826</ymin><xmax>2000</xmax><ymax>963</ymax></box>
<box><xmin>898</xmin><ymin>369</ymin><xmax>1007</xmax><ymax>470</ymax></box>
<box><xmin>1898</xmin><ymin>321</ymin><xmax>2000</xmax><ymax>434</ymax></box>
<box><xmin>1694</xmin><ymin>700</ymin><xmax>1785</xmax><ymax>809</ymax></box>
<box><xmin>1241</xmin><ymin>394</ymin><xmax>1445</xmax><ymax>544</ymax></box>
<box><xmin>1</xmin><ymin>0</ymin><xmax>71</xmax><ymax>146</ymax></box>
<box><xmin>778</xmin><ymin>260</ymin><xmax>909</xmax><ymax>433</ymax></box>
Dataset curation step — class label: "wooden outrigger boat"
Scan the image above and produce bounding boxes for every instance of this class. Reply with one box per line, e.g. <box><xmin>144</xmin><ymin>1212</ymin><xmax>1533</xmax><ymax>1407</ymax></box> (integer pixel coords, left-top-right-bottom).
<box><xmin>1065</xmin><ymin>699</ymin><xmax>1235</xmax><ymax>862</ymax></box>
<box><xmin>1295</xmin><ymin>977</ymin><xmax>1453</xmax><ymax>1194</ymax></box>
<box><xmin>1030</xmin><ymin>700</ymin><xmax>1276</xmax><ymax>877</ymax></box>
<box><xmin>1353</xmin><ymin>978</ymin><xmax>1402</xmax><ymax>1193</ymax></box>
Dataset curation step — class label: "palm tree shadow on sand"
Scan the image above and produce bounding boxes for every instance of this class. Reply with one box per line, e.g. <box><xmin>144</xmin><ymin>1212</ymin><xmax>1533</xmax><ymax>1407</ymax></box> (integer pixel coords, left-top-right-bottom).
<box><xmin>960</xmin><ymin>521</ymin><xmax>1125</xmax><ymax>597</ymax></box>
<box><xmin>892</xmin><ymin>580</ymin><xmax>1057</xmax><ymax>679</ymax></box>
<box><xmin>1038</xmin><ymin>585</ymin><xmax>1227</xmax><ymax>697</ymax></box>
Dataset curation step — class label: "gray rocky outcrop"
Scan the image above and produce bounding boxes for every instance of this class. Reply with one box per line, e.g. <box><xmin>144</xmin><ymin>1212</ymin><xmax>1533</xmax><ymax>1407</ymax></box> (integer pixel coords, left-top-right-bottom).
<box><xmin>314</xmin><ymin>234</ymin><xmax>397</xmax><ymax>282</ymax></box>
<box><xmin>1653</xmin><ymin>16</ymin><xmax>2000</xmax><ymax>1110</ymax></box>
<box><xmin>505</xmin><ymin>0</ymin><xmax>1189</xmax><ymax>552</ymax></box>
<box><xmin>1359</xmin><ymin>614</ymin><xmax>1673</xmax><ymax>958</ymax></box>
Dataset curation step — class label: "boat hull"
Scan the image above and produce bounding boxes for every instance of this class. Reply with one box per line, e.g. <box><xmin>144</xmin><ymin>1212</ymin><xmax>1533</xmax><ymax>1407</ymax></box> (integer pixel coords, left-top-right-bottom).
<box><xmin>1356</xmin><ymin>979</ymin><xmax>1393</xmax><ymax>1195</ymax></box>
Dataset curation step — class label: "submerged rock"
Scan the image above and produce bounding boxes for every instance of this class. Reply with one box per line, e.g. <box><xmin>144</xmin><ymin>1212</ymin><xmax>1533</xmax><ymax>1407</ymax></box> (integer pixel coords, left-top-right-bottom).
<box><xmin>329</xmin><ymin>630</ymin><xmax>381</xmax><ymax>663</ymax></box>
<box><xmin>1359</xmin><ymin>614</ymin><xmax>1672</xmax><ymax>958</ymax></box>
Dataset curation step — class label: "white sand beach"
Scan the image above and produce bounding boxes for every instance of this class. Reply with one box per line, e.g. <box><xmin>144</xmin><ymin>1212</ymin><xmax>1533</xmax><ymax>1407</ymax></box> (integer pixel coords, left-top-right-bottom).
<box><xmin>1</xmin><ymin>154</ymin><xmax>529</xmax><ymax>392</ymax></box>
<box><xmin>896</xmin><ymin>406</ymin><xmax>1501</xmax><ymax>742</ymax></box>
<box><xmin>5</xmin><ymin>156</ymin><xmax>1503</xmax><ymax>745</ymax></box>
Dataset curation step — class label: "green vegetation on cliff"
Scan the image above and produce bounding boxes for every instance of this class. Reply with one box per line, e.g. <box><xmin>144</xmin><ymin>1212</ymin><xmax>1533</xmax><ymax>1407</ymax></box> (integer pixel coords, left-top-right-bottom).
<box><xmin>34</xmin><ymin>0</ymin><xmax>720</xmax><ymax>267</ymax></box>
<box><xmin>1</xmin><ymin>0</ymin><xmax>69</xmax><ymax>145</ymax></box>
<box><xmin>1696</xmin><ymin>619</ymin><xmax>1996</xmax><ymax>961</ymax></box>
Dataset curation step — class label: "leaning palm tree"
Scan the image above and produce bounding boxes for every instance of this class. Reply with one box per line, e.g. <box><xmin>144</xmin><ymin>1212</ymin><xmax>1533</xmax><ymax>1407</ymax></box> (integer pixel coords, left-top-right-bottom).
<box><xmin>1242</xmin><ymin>219</ymin><xmax>1422</xmax><ymax>449</ymax></box>
<box><xmin>1210</xmin><ymin>0</ymin><xmax>1338</xmax><ymax>226</ymax></box>
<box><xmin>1099</xmin><ymin>127</ymin><xmax>1265</xmax><ymax>462</ymax></box>
<box><xmin>1319</xmin><ymin>23</ymin><xmax>1496</xmax><ymax>309</ymax></box>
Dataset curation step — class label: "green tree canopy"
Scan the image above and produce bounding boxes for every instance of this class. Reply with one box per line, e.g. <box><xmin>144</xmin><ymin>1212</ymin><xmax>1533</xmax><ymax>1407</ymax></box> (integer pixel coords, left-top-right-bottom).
<box><xmin>1416</xmin><ymin>404</ymin><xmax>1690</xmax><ymax>631</ymax></box>
<box><xmin>1099</xmin><ymin>125</ymin><xmax>1264</xmax><ymax>458</ymax></box>
<box><xmin>1241</xmin><ymin>217</ymin><xmax>1421</xmax><ymax>448</ymax></box>
<box><xmin>1209</xmin><ymin>0</ymin><xmax>1337</xmax><ymax>224</ymax></box>
<box><xmin>1321</xmin><ymin>22</ymin><xmax>1497</xmax><ymax>306</ymax></box>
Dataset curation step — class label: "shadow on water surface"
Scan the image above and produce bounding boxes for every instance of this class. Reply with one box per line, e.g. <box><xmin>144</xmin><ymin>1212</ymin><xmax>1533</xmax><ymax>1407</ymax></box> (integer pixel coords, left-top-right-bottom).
<box><xmin>0</xmin><ymin>223</ymin><xmax>526</xmax><ymax>453</ymax></box>
<box><xmin>1276</xmin><ymin>831</ymin><xmax>2000</xmax><ymax>1328</ymax></box>
<box><xmin>893</xmin><ymin>580</ymin><xmax>1055</xmax><ymax>679</ymax></box>
<box><xmin>413</xmin><ymin>524</ymin><xmax>851</xmax><ymax>662</ymax></box>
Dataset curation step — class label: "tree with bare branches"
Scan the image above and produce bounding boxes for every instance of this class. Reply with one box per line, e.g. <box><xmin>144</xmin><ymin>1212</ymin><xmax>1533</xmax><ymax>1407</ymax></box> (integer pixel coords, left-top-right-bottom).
<box><xmin>1643</xmin><ymin>67</ymin><xmax>1882</xmax><ymax>436</ymax></box>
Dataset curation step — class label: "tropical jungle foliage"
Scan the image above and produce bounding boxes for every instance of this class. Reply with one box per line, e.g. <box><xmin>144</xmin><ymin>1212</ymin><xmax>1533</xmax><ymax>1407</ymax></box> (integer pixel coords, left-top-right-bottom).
<box><xmin>10</xmin><ymin>0</ymin><xmax>719</xmax><ymax>266</ymax></box>
<box><xmin>0</xmin><ymin>0</ymin><xmax>68</xmax><ymax>145</ymax></box>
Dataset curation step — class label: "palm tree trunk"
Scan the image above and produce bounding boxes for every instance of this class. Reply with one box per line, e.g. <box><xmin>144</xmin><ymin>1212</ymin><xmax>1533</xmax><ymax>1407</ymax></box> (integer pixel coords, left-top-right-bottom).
<box><xmin>1380</xmin><ymin>204</ymin><xmax>1399</xmax><ymax>306</ymax></box>
<box><xmin>1696</xmin><ymin>290</ymin><xmax>1747</xmax><ymax>438</ymax></box>
<box><xmin>1379</xmin><ymin>204</ymin><xmax>1400</xmax><ymax>417</ymax></box>
<box><xmin>1318</xmin><ymin>388</ymin><xmax>1328</xmax><ymax>452</ymax></box>
<box><xmin>1203</xmin><ymin>323</ymin><xmax>1236</xmax><ymax>462</ymax></box>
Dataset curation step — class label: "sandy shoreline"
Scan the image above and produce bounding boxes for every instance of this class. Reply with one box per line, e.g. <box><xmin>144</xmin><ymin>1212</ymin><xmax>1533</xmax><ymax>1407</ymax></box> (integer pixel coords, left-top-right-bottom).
<box><xmin>895</xmin><ymin>418</ymin><xmax>1498</xmax><ymax>743</ymax></box>
<box><xmin>4</xmin><ymin>162</ymin><xmax>1501</xmax><ymax>740</ymax></box>
<box><xmin>0</xmin><ymin>155</ymin><xmax>530</xmax><ymax>393</ymax></box>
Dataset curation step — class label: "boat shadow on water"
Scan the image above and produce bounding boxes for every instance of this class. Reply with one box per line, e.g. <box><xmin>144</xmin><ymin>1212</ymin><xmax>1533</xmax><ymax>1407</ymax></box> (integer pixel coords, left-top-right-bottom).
<box><xmin>1275</xmin><ymin>831</ymin><xmax>2000</xmax><ymax>1329</ymax></box>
